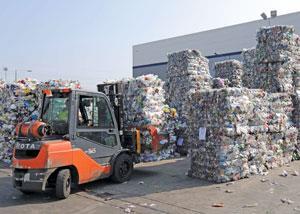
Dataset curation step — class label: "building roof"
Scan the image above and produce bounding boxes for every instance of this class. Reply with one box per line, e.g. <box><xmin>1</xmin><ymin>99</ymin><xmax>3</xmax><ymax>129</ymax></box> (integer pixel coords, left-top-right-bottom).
<box><xmin>133</xmin><ymin>11</ymin><xmax>300</xmax><ymax>67</ymax></box>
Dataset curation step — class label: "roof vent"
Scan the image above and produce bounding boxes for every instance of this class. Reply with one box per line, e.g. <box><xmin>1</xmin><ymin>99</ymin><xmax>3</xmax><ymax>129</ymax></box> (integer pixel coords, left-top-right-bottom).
<box><xmin>270</xmin><ymin>10</ymin><xmax>277</xmax><ymax>18</ymax></box>
<box><xmin>260</xmin><ymin>12</ymin><xmax>267</xmax><ymax>20</ymax></box>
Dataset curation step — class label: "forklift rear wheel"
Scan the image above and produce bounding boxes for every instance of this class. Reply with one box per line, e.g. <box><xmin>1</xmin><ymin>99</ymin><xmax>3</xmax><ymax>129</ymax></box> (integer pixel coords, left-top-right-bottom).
<box><xmin>111</xmin><ymin>153</ymin><xmax>133</xmax><ymax>183</ymax></box>
<box><xmin>55</xmin><ymin>169</ymin><xmax>71</xmax><ymax>199</ymax></box>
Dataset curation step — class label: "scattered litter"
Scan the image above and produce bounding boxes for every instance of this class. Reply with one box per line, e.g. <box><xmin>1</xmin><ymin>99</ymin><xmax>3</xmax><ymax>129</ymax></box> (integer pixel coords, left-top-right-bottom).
<box><xmin>138</xmin><ymin>181</ymin><xmax>144</xmax><ymax>185</ymax></box>
<box><xmin>270</xmin><ymin>181</ymin><xmax>280</xmax><ymax>186</ymax></box>
<box><xmin>280</xmin><ymin>170</ymin><xmax>288</xmax><ymax>177</ymax></box>
<box><xmin>212</xmin><ymin>202</ymin><xmax>224</xmax><ymax>207</ymax></box>
<box><xmin>261</xmin><ymin>171</ymin><xmax>269</xmax><ymax>176</ymax></box>
<box><xmin>294</xmin><ymin>207</ymin><xmax>300</xmax><ymax>212</ymax></box>
<box><xmin>225</xmin><ymin>189</ymin><xmax>233</xmax><ymax>193</ymax></box>
<box><xmin>128</xmin><ymin>205</ymin><xmax>136</xmax><ymax>208</ymax></box>
<box><xmin>149</xmin><ymin>203</ymin><xmax>156</xmax><ymax>207</ymax></box>
<box><xmin>226</xmin><ymin>182</ymin><xmax>235</xmax><ymax>186</ymax></box>
<box><xmin>268</xmin><ymin>188</ymin><xmax>274</xmax><ymax>194</ymax></box>
<box><xmin>292</xmin><ymin>170</ymin><xmax>299</xmax><ymax>176</ymax></box>
<box><xmin>104</xmin><ymin>197</ymin><xmax>112</xmax><ymax>201</ymax></box>
<box><xmin>124</xmin><ymin>208</ymin><xmax>132</xmax><ymax>213</ymax></box>
<box><xmin>281</xmin><ymin>198</ymin><xmax>294</xmax><ymax>204</ymax></box>
<box><xmin>243</xmin><ymin>203</ymin><xmax>258</xmax><ymax>208</ymax></box>
<box><xmin>260</xmin><ymin>178</ymin><xmax>268</xmax><ymax>182</ymax></box>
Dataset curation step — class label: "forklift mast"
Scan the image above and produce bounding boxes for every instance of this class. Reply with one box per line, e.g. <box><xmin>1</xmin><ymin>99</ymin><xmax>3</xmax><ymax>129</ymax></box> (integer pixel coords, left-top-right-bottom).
<box><xmin>97</xmin><ymin>82</ymin><xmax>124</xmax><ymax>131</ymax></box>
<box><xmin>97</xmin><ymin>82</ymin><xmax>139</xmax><ymax>155</ymax></box>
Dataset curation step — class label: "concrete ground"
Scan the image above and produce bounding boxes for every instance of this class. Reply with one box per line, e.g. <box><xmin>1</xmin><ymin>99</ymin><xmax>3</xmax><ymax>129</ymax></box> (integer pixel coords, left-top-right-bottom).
<box><xmin>1</xmin><ymin>158</ymin><xmax>300</xmax><ymax>214</ymax></box>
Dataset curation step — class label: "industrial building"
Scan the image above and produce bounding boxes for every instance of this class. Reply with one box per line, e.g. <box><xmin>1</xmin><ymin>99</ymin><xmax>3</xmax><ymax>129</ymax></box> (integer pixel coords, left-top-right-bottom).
<box><xmin>133</xmin><ymin>11</ymin><xmax>300</xmax><ymax>79</ymax></box>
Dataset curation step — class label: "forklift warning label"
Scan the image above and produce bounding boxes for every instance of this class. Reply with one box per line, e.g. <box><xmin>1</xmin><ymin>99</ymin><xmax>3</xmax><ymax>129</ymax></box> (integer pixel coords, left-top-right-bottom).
<box><xmin>85</xmin><ymin>148</ymin><xmax>96</xmax><ymax>154</ymax></box>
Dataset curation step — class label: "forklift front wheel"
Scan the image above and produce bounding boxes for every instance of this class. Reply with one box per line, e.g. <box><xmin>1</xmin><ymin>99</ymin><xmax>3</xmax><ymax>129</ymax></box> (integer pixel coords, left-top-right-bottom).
<box><xmin>111</xmin><ymin>153</ymin><xmax>133</xmax><ymax>183</ymax></box>
<box><xmin>55</xmin><ymin>169</ymin><xmax>71</xmax><ymax>199</ymax></box>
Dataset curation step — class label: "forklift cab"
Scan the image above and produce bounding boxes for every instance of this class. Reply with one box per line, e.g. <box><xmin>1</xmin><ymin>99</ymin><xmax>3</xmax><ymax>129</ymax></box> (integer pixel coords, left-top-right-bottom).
<box><xmin>42</xmin><ymin>90</ymin><xmax>124</xmax><ymax>163</ymax></box>
<box><xmin>13</xmin><ymin>89</ymin><xmax>134</xmax><ymax>199</ymax></box>
<box><xmin>69</xmin><ymin>90</ymin><xmax>123</xmax><ymax>165</ymax></box>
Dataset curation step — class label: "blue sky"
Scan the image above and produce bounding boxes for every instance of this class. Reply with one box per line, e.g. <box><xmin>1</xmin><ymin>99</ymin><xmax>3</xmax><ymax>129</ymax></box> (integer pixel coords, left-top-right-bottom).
<box><xmin>0</xmin><ymin>0</ymin><xmax>299</xmax><ymax>89</ymax></box>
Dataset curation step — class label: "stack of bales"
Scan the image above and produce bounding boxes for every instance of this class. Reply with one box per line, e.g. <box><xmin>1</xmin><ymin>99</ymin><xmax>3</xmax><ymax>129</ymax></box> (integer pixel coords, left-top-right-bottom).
<box><xmin>242</xmin><ymin>25</ymin><xmax>300</xmax><ymax>153</ymax></box>
<box><xmin>186</xmin><ymin>88</ymin><xmax>298</xmax><ymax>183</ymax></box>
<box><xmin>165</xmin><ymin>50</ymin><xmax>212</xmax><ymax>151</ymax></box>
<box><xmin>187</xmin><ymin>26</ymin><xmax>300</xmax><ymax>182</ymax></box>
<box><xmin>107</xmin><ymin>74</ymin><xmax>179</xmax><ymax>162</ymax></box>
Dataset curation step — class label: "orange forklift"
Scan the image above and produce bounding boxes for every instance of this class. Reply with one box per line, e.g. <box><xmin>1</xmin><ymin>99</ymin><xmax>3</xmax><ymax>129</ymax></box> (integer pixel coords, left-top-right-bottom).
<box><xmin>12</xmin><ymin>83</ymin><xmax>159</xmax><ymax>199</ymax></box>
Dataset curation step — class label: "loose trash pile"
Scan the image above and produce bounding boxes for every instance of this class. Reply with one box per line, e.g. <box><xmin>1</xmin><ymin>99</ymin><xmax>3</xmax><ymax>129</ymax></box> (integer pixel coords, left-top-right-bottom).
<box><xmin>165</xmin><ymin>50</ymin><xmax>212</xmax><ymax>151</ymax></box>
<box><xmin>0</xmin><ymin>79</ymin><xmax>81</xmax><ymax>163</ymax></box>
<box><xmin>186</xmin><ymin>88</ymin><xmax>298</xmax><ymax>182</ymax></box>
<box><xmin>214</xmin><ymin>60</ymin><xmax>243</xmax><ymax>87</ymax></box>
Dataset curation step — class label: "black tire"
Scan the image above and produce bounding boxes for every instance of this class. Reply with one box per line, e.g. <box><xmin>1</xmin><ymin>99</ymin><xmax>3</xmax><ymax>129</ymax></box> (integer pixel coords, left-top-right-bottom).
<box><xmin>55</xmin><ymin>169</ymin><xmax>71</xmax><ymax>199</ymax></box>
<box><xmin>111</xmin><ymin>153</ymin><xmax>133</xmax><ymax>183</ymax></box>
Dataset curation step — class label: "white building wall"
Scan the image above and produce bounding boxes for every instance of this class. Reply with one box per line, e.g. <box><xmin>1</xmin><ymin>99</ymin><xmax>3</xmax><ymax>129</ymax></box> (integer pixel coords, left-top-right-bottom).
<box><xmin>133</xmin><ymin>12</ymin><xmax>300</xmax><ymax>79</ymax></box>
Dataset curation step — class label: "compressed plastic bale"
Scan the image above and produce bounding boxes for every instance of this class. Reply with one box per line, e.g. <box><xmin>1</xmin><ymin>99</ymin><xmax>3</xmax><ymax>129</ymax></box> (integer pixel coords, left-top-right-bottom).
<box><xmin>166</xmin><ymin>49</ymin><xmax>210</xmax><ymax>78</ymax></box>
<box><xmin>214</xmin><ymin>60</ymin><xmax>243</xmax><ymax>87</ymax></box>
<box><xmin>256</xmin><ymin>25</ymin><xmax>300</xmax><ymax>63</ymax></box>
<box><xmin>122</xmin><ymin>74</ymin><xmax>167</xmax><ymax>128</ymax></box>
<box><xmin>105</xmin><ymin>74</ymin><xmax>180</xmax><ymax>162</ymax></box>
<box><xmin>253</xmin><ymin>25</ymin><xmax>300</xmax><ymax>93</ymax></box>
<box><xmin>255</xmin><ymin>61</ymin><xmax>296</xmax><ymax>93</ymax></box>
<box><xmin>242</xmin><ymin>48</ymin><xmax>257</xmax><ymax>88</ymax></box>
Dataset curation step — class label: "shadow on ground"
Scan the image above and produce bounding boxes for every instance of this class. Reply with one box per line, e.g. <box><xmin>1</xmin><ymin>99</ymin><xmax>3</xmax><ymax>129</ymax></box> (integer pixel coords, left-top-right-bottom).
<box><xmin>0</xmin><ymin>175</ymin><xmax>60</xmax><ymax>208</ymax></box>
<box><xmin>0</xmin><ymin>158</ymin><xmax>213</xmax><ymax>208</ymax></box>
<box><xmin>81</xmin><ymin>158</ymin><xmax>213</xmax><ymax>200</ymax></box>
